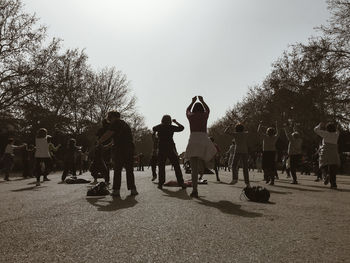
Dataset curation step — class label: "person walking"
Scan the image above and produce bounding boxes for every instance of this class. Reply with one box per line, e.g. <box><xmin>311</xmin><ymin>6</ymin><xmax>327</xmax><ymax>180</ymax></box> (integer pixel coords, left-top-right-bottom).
<box><xmin>185</xmin><ymin>96</ymin><xmax>217</xmax><ymax>198</ymax></box>
<box><xmin>2</xmin><ymin>138</ymin><xmax>26</xmax><ymax>181</ymax></box>
<box><xmin>34</xmin><ymin>128</ymin><xmax>53</xmax><ymax>186</ymax></box>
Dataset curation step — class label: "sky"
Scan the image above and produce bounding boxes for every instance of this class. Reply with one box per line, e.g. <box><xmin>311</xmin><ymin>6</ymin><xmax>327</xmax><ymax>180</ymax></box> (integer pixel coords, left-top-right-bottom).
<box><xmin>22</xmin><ymin>0</ymin><xmax>330</xmax><ymax>152</ymax></box>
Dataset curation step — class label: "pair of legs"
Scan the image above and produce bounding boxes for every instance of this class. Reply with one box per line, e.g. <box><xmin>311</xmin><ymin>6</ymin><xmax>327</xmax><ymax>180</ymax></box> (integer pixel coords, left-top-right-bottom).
<box><xmin>323</xmin><ymin>164</ymin><xmax>337</xmax><ymax>188</ymax></box>
<box><xmin>262</xmin><ymin>151</ymin><xmax>276</xmax><ymax>185</ymax></box>
<box><xmin>150</xmin><ymin>155</ymin><xmax>157</xmax><ymax>180</ymax></box>
<box><xmin>231</xmin><ymin>152</ymin><xmax>250</xmax><ymax>186</ymax></box>
<box><xmin>157</xmin><ymin>147</ymin><xmax>184</xmax><ymax>187</ymax></box>
<box><xmin>90</xmin><ymin>159</ymin><xmax>109</xmax><ymax>183</ymax></box>
<box><xmin>2</xmin><ymin>154</ymin><xmax>14</xmax><ymax>181</ymax></box>
<box><xmin>190</xmin><ymin>157</ymin><xmax>205</xmax><ymax>196</ymax></box>
<box><xmin>289</xmin><ymin>154</ymin><xmax>301</xmax><ymax>184</ymax></box>
<box><xmin>35</xmin><ymin>158</ymin><xmax>52</xmax><ymax>185</ymax></box>
<box><xmin>112</xmin><ymin>146</ymin><xmax>137</xmax><ymax>194</ymax></box>
<box><xmin>61</xmin><ymin>159</ymin><xmax>76</xmax><ymax>181</ymax></box>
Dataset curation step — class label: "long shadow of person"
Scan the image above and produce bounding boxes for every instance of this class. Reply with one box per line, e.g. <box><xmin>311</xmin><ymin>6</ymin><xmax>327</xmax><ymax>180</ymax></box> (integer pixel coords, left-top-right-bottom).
<box><xmin>196</xmin><ymin>198</ymin><xmax>263</xmax><ymax>218</ymax></box>
<box><xmin>161</xmin><ymin>188</ymin><xmax>191</xmax><ymax>200</ymax></box>
<box><xmin>11</xmin><ymin>185</ymin><xmax>47</xmax><ymax>192</ymax></box>
<box><xmin>86</xmin><ymin>195</ymin><xmax>138</xmax><ymax>212</ymax></box>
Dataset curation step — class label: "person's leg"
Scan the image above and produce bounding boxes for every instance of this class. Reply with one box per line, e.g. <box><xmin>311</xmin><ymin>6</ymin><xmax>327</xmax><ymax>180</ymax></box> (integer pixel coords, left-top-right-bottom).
<box><xmin>190</xmin><ymin>157</ymin><xmax>199</xmax><ymax>196</ymax></box>
<box><xmin>329</xmin><ymin>164</ymin><xmax>337</xmax><ymax>188</ymax></box>
<box><xmin>230</xmin><ymin>153</ymin><xmax>240</xmax><ymax>183</ymax></box>
<box><xmin>125</xmin><ymin>148</ymin><xmax>137</xmax><ymax>192</ymax></box>
<box><xmin>43</xmin><ymin>158</ymin><xmax>52</xmax><ymax>181</ymax></box>
<box><xmin>242</xmin><ymin>153</ymin><xmax>250</xmax><ymax>186</ymax></box>
<box><xmin>35</xmin><ymin>158</ymin><xmax>42</xmax><ymax>184</ymax></box>
<box><xmin>168</xmin><ymin>149</ymin><xmax>185</xmax><ymax>186</ymax></box>
<box><xmin>214</xmin><ymin>159</ymin><xmax>220</xmax><ymax>181</ymax></box>
<box><xmin>151</xmin><ymin>156</ymin><xmax>157</xmax><ymax>179</ymax></box>
<box><xmin>157</xmin><ymin>152</ymin><xmax>167</xmax><ymax>187</ymax></box>
<box><xmin>112</xmin><ymin>151</ymin><xmax>123</xmax><ymax>192</ymax></box>
<box><xmin>290</xmin><ymin>155</ymin><xmax>298</xmax><ymax>183</ymax></box>
<box><xmin>61</xmin><ymin>160</ymin><xmax>70</xmax><ymax>181</ymax></box>
<box><xmin>100</xmin><ymin>160</ymin><xmax>109</xmax><ymax>184</ymax></box>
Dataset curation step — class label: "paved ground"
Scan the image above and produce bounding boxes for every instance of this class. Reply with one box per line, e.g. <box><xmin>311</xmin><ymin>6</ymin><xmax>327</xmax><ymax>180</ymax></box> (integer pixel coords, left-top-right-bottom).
<box><xmin>0</xmin><ymin>167</ymin><xmax>350</xmax><ymax>263</ymax></box>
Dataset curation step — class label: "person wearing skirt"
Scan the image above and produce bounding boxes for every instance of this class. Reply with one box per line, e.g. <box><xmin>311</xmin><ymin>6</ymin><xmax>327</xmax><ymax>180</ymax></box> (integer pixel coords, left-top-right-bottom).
<box><xmin>314</xmin><ymin>122</ymin><xmax>340</xmax><ymax>189</ymax></box>
<box><xmin>185</xmin><ymin>96</ymin><xmax>217</xmax><ymax>198</ymax></box>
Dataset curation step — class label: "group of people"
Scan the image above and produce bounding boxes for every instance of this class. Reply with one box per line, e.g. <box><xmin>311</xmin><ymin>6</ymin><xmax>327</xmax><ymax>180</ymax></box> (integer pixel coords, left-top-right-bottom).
<box><xmin>1</xmin><ymin>95</ymin><xmax>342</xmax><ymax>197</ymax></box>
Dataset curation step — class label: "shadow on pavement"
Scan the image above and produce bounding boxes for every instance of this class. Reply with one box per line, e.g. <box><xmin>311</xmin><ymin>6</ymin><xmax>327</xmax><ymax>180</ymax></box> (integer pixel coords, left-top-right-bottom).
<box><xmin>0</xmin><ymin>177</ymin><xmax>29</xmax><ymax>183</ymax></box>
<box><xmin>11</xmin><ymin>185</ymin><xmax>47</xmax><ymax>192</ymax></box>
<box><xmin>161</xmin><ymin>188</ymin><xmax>190</xmax><ymax>200</ymax></box>
<box><xmin>86</xmin><ymin>195</ymin><xmax>138</xmax><ymax>211</ymax></box>
<box><xmin>271</xmin><ymin>184</ymin><xmax>324</xmax><ymax>192</ymax></box>
<box><xmin>267</xmin><ymin>189</ymin><xmax>292</xmax><ymax>195</ymax></box>
<box><xmin>196</xmin><ymin>198</ymin><xmax>263</xmax><ymax>218</ymax></box>
<box><xmin>305</xmin><ymin>184</ymin><xmax>350</xmax><ymax>192</ymax></box>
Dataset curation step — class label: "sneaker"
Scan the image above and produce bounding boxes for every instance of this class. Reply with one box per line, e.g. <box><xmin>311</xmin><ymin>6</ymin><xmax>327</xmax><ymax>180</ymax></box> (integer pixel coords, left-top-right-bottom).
<box><xmin>110</xmin><ymin>189</ymin><xmax>120</xmax><ymax>197</ymax></box>
<box><xmin>157</xmin><ymin>185</ymin><xmax>163</xmax><ymax>189</ymax></box>
<box><xmin>130</xmin><ymin>189</ymin><xmax>139</xmax><ymax>196</ymax></box>
<box><xmin>36</xmin><ymin>182</ymin><xmax>41</xmax><ymax>186</ymax></box>
<box><xmin>4</xmin><ymin>178</ymin><xmax>10</xmax><ymax>181</ymax></box>
<box><xmin>269</xmin><ymin>181</ymin><xmax>274</xmax><ymax>186</ymax></box>
<box><xmin>229</xmin><ymin>179</ymin><xmax>238</xmax><ymax>185</ymax></box>
<box><xmin>43</xmin><ymin>177</ymin><xmax>50</xmax><ymax>181</ymax></box>
<box><xmin>190</xmin><ymin>191</ymin><xmax>199</xmax><ymax>198</ymax></box>
<box><xmin>151</xmin><ymin>176</ymin><xmax>157</xmax><ymax>181</ymax></box>
<box><xmin>314</xmin><ymin>178</ymin><xmax>320</xmax><ymax>182</ymax></box>
<box><xmin>291</xmin><ymin>181</ymin><xmax>298</xmax><ymax>185</ymax></box>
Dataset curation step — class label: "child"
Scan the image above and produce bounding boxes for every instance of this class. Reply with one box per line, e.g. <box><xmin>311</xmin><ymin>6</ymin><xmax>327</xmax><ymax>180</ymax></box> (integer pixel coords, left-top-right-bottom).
<box><xmin>2</xmin><ymin>138</ymin><xmax>26</xmax><ymax>181</ymax></box>
<box><xmin>61</xmin><ymin>138</ymin><xmax>81</xmax><ymax>182</ymax></box>
<box><xmin>314</xmin><ymin>122</ymin><xmax>340</xmax><ymax>189</ymax></box>
<box><xmin>34</xmin><ymin>128</ymin><xmax>52</xmax><ymax>186</ymax></box>
<box><xmin>257</xmin><ymin>121</ymin><xmax>279</xmax><ymax>185</ymax></box>
<box><xmin>224</xmin><ymin>123</ymin><xmax>250</xmax><ymax>187</ymax></box>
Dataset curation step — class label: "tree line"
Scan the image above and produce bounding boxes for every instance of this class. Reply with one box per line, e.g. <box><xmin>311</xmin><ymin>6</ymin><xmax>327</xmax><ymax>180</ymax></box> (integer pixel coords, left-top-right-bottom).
<box><xmin>0</xmin><ymin>0</ymin><xmax>152</xmax><ymax>158</ymax></box>
<box><xmin>209</xmin><ymin>0</ymin><xmax>350</xmax><ymax>157</ymax></box>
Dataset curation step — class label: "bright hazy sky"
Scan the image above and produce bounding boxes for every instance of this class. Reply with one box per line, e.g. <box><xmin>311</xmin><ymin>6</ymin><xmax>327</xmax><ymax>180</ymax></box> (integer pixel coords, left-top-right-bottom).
<box><xmin>23</xmin><ymin>0</ymin><xmax>330</xmax><ymax>152</ymax></box>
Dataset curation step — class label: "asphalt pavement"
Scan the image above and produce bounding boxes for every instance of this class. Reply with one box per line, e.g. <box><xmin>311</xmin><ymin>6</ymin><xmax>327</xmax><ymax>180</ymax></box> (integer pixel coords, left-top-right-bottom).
<box><xmin>1</xmin><ymin>167</ymin><xmax>349</xmax><ymax>263</ymax></box>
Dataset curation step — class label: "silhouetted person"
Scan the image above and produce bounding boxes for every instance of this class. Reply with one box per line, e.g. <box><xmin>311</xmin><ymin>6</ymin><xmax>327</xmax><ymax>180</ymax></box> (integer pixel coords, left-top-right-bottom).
<box><xmin>153</xmin><ymin>115</ymin><xmax>186</xmax><ymax>190</ymax></box>
<box><xmin>284</xmin><ymin>124</ymin><xmax>302</xmax><ymax>184</ymax></box>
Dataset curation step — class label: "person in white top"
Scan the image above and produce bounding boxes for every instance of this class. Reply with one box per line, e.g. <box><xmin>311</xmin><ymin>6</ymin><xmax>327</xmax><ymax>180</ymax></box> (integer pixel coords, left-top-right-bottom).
<box><xmin>314</xmin><ymin>122</ymin><xmax>340</xmax><ymax>189</ymax></box>
<box><xmin>34</xmin><ymin>128</ymin><xmax>52</xmax><ymax>186</ymax></box>
<box><xmin>1</xmin><ymin>138</ymin><xmax>26</xmax><ymax>181</ymax></box>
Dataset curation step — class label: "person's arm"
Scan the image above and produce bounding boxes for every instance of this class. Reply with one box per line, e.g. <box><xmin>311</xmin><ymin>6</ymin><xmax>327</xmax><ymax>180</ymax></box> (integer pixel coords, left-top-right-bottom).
<box><xmin>198</xmin><ymin>96</ymin><xmax>210</xmax><ymax>114</ymax></box>
<box><xmin>314</xmin><ymin>122</ymin><xmax>327</xmax><ymax>137</ymax></box>
<box><xmin>172</xmin><ymin>119</ymin><xmax>184</xmax><ymax>132</ymax></box>
<box><xmin>186</xmin><ymin>96</ymin><xmax>197</xmax><ymax>114</ymax></box>
<box><xmin>153</xmin><ymin>125</ymin><xmax>160</xmax><ymax>132</ymax></box>
<box><xmin>13</xmin><ymin>143</ymin><xmax>27</xmax><ymax>149</ymax></box>
<box><xmin>97</xmin><ymin>130</ymin><xmax>114</xmax><ymax>145</ymax></box>
<box><xmin>275</xmin><ymin>121</ymin><xmax>279</xmax><ymax>137</ymax></box>
<box><xmin>257</xmin><ymin>122</ymin><xmax>262</xmax><ymax>134</ymax></box>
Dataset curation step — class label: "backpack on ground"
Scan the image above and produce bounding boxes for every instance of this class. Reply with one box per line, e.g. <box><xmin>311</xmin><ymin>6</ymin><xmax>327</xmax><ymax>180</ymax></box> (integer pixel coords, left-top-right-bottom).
<box><xmin>241</xmin><ymin>186</ymin><xmax>270</xmax><ymax>203</ymax></box>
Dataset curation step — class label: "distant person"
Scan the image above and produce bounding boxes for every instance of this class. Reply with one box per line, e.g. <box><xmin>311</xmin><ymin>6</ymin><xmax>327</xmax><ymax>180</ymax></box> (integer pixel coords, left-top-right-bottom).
<box><xmin>47</xmin><ymin>136</ymin><xmax>61</xmax><ymax>172</ymax></box>
<box><xmin>210</xmin><ymin>137</ymin><xmax>221</xmax><ymax>182</ymax></box>
<box><xmin>1</xmin><ymin>138</ymin><xmax>26</xmax><ymax>181</ymax></box>
<box><xmin>284</xmin><ymin>123</ymin><xmax>303</xmax><ymax>184</ymax></box>
<box><xmin>257</xmin><ymin>121</ymin><xmax>279</xmax><ymax>185</ymax></box>
<box><xmin>185</xmin><ymin>96</ymin><xmax>216</xmax><ymax>198</ymax></box>
<box><xmin>153</xmin><ymin>115</ymin><xmax>186</xmax><ymax>190</ymax></box>
<box><xmin>22</xmin><ymin>144</ymin><xmax>35</xmax><ymax>178</ymax></box>
<box><xmin>34</xmin><ymin>128</ymin><xmax>53</xmax><ymax>186</ymax></box>
<box><xmin>138</xmin><ymin>153</ymin><xmax>144</xmax><ymax>171</ymax></box>
<box><xmin>314</xmin><ymin>122</ymin><xmax>340</xmax><ymax>189</ymax></box>
<box><xmin>98</xmin><ymin>111</ymin><xmax>138</xmax><ymax>197</ymax></box>
<box><xmin>224</xmin><ymin>123</ymin><xmax>250</xmax><ymax>187</ymax></box>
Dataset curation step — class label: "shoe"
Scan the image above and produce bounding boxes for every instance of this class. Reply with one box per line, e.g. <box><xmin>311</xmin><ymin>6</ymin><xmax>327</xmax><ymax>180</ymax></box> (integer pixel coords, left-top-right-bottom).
<box><xmin>269</xmin><ymin>181</ymin><xmax>274</xmax><ymax>186</ymax></box>
<box><xmin>110</xmin><ymin>189</ymin><xmax>120</xmax><ymax>197</ymax></box>
<box><xmin>314</xmin><ymin>179</ymin><xmax>320</xmax><ymax>182</ymax></box>
<box><xmin>265</xmin><ymin>179</ymin><xmax>270</xmax><ymax>184</ymax></box>
<box><xmin>291</xmin><ymin>181</ymin><xmax>298</xmax><ymax>184</ymax></box>
<box><xmin>36</xmin><ymin>182</ymin><xmax>41</xmax><ymax>186</ymax></box>
<box><xmin>87</xmin><ymin>182</ymin><xmax>110</xmax><ymax>197</ymax></box>
<box><xmin>180</xmin><ymin>184</ymin><xmax>187</xmax><ymax>189</ymax></box>
<box><xmin>324</xmin><ymin>176</ymin><xmax>329</xmax><ymax>185</ymax></box>
<box><xmin>151</xmin><ymin>176</ymin><xmax>156</xmax><ymax>181</ymax></box>
<box><xmin>330</xmin><ymin>185</ymin><xmax>337</xmax><ymax>189</ymax></box>
<box><xmin>229</xmin><ymin>179</ymin><xmax>238</xmax><ymax>185</ymax></box>
<box><xmin>43</xmin><ymin>177</ymin><xmax>50</xmax><ymax>181</ymax></box>
<box><xmin>4</xmin><ymin>178</ymin><xmax>10</xmax><ymax>181</ymax></box>
<box><xmin>130</xmin><ymin>189</ymin><xmax>139</xmax><ymax>196</ymax></box>
<box><xmin>190</xmin><ymin>191</ymin><xmax>198</xmax><ymax>198</ymax></box>
<box><xmin>157</xmin><ymin>185</ymin><xmax>163</xmax><ymax>189</ymax></box>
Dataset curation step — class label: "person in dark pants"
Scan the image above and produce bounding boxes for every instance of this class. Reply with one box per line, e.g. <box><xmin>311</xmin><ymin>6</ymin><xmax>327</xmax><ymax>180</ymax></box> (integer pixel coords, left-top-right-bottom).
<box><xmin>150</xmin><ymin>132</ymin><xmax>159</xmax><ymax>181</ymax></box>
<box><xmin>138</xmin><ymin>153</ymin><xmax>144</xmax><ymax>171</ymax></box>
<box><xmin>98</xmin><ymin>111</ymin><xmax>138</xmax><ymax>197</ymax></box>
<box><xmin>22</xmin><ymin>144</ymin><xmax>35</xmax><ymax>178</ymax></box>
<box><xmin>210</xmin><ymin>137</ymin><xmax>221</xmax><ymax>182</ymax></box>
<box><xmin>284</xmin><ymin>124</ymin><xmax>303</xmax><ymax>184</ymax></box>
<box><xmin>61</xmin><ymin>138</ymin><xmax>81</xmax><ymax>182</ymax></box>
<box><xmin>153</xmin><ymin>115</ymin><xmax>186</xmax><ymax>189</ymax></box>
